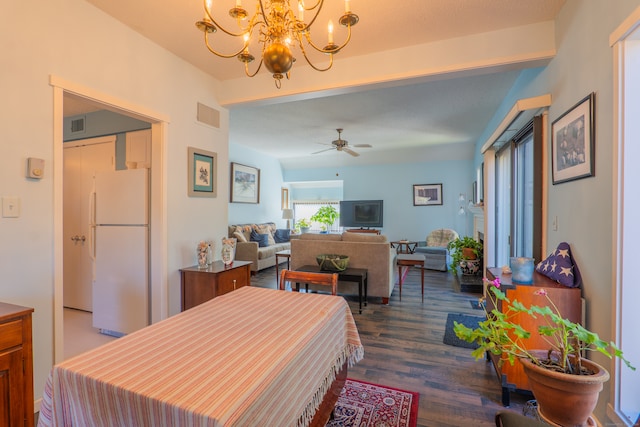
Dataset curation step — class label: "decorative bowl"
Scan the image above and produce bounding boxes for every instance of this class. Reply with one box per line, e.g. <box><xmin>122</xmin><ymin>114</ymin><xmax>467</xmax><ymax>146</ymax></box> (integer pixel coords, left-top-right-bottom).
<box><xmin>316</xmin><ymin>254</ymin><xmax>350</xmax><ymax>272</ymax></box>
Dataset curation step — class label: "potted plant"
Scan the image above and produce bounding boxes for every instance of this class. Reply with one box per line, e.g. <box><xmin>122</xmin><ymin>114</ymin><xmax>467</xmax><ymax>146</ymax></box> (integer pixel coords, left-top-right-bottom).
<box><xmin>447</xmin><ymin>236</ymin><xmax>483</xmax><ymax>274</ymax></box>
<box><xmin>296</xmin><ymin>218</ymin><xmax>312</xmax><ymax>234</ymax></box>
<box><xmin>454</xmin><ymin>276</ymin><xmax>635</xmax><ymax>426</ymax></box>
<box><xmin>310</xmin><ymin>206</ymin><xmax>339</xmax><ymax>233</ymax></box>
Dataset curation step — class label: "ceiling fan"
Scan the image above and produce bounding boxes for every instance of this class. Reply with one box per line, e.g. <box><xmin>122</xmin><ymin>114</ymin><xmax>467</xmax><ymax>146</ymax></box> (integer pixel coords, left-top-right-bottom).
<box><xmin>312</xmin><ymin>128</ymin><xmax>372</xmax><ymax>157</ymax></box>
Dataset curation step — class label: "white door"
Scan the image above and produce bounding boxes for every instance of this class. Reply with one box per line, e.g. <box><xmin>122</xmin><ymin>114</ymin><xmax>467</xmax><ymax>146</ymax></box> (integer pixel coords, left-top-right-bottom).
<box><xmin>63</xmin><ymin>137</ymin><xmax>115</xmax><ymax>311</ymax></box>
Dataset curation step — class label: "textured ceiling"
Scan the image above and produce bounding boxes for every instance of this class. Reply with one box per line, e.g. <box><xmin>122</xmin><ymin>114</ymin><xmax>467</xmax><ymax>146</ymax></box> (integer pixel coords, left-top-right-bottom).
<box><xmin>71</xmin><ymin>0</ymin><xmax>565</xmax><ymax>167</ymax></box>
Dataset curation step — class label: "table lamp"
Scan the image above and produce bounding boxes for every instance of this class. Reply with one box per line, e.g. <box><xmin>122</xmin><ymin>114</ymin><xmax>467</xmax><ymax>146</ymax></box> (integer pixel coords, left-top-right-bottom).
<box><xmin>282</xmin><ymin>208</ymin><xmax>294</xmax><ymax>229</ymax></box>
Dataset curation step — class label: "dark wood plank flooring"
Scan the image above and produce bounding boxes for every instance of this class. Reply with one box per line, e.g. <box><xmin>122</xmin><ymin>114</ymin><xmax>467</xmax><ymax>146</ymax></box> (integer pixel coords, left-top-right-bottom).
<box><xmin>252</xmin><ymin>265</ymin><xmax>531</xmax><ymax>427</ymax></box>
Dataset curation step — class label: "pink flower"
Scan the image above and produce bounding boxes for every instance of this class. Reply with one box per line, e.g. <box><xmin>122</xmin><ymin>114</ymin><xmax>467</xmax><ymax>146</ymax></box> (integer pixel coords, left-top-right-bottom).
<box><xmin>534</xmin><ymin>289</ymin><xmax>547</xmax><ymax>296</ymax></box>
<box><xmin>483</xmin><ymin>277</ymin><xmax>501</xmax><ymax>288</ymax></box>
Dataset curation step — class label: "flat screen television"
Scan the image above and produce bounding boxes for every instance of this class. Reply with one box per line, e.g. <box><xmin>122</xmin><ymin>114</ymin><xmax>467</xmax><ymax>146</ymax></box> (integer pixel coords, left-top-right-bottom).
<box><xmin>339</xmin><ymin>200</ymin><xmax>384</xmax><ymax>228</ymax></box>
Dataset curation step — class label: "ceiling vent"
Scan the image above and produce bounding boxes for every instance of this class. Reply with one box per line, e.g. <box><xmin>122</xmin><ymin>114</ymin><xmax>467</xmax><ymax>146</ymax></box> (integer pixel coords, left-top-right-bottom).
<box><xmin>70</xmin><ymin>116</ymin><xmax>86</xmax><ymax>134</ymax></box>
<box><xmin>197</xmin><ymin>103</ymin><xmax>220</xmax><ymax>128</ymax></box>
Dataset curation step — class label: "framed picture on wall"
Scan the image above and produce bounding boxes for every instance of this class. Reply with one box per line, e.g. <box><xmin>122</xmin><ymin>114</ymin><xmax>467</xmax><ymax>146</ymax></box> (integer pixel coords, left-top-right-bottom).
<box><xmin>230</xmin><ymin>162</ymin><xmax>260</xmax><ymax>203</ymax></box>
<box><xmin>187</xmin><ymin>147</ymin><xmax>217</xmax><ymax>197</ymax></box>
<box><xmin>413</xmin><ymin>183</ymin><xmax>443</xmax><ymax>206</ymax></box>
<box><xmin>551</xmin><ymin>93</ymin><xmax>595</xmax><ymax>184</ymax></box>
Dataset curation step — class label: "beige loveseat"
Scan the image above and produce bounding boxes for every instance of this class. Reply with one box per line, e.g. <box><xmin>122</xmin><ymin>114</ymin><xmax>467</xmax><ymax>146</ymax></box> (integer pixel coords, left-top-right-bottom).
<box><xmin>228</xmin><ymin>223</ymin><xmax>291</xmax><ymax>273</ymax></box>
<box><xmin>290</xmin><ymin>232</ymin><xmax>397</xmax><ymax>304</ymax></box>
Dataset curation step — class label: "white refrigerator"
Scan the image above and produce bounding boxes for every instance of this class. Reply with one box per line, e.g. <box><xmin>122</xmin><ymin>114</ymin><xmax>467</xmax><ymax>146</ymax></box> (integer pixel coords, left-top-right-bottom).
<box><xmin>91</xmin><ymin>169</ymin><xmax>149</xmax><ymax>337</ymax></box>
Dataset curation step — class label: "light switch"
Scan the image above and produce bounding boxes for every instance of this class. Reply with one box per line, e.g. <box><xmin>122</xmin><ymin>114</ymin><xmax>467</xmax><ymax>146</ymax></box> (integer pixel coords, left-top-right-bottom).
<box><xmin>2</xmin><ymin>197</ymin><xmax>20</xmax><ymax>218</ymax></box>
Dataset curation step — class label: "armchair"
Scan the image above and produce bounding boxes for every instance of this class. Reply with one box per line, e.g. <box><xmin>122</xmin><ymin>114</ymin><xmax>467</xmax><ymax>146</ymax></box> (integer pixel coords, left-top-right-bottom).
<box><xmin>414</xmin><ymin>228</ymin><xmax>459</xmax><ymax>271</ymax></box>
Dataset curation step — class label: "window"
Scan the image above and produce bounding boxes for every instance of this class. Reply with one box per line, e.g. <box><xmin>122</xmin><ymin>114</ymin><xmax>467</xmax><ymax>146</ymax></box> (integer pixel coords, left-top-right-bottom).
<box><xmin>292</xmin><ymin>201</ymin><xmax>341</xmax><ymax>233</ymax></box>
<box><xmin>612</xmin><ymin>16</ymin><xmax>640</xmax><ymax>425</ymax></box>
<box><xmin>493</xmin><ymin>117</ymin><xmax>543</xmax><ymax>266</ymax></box>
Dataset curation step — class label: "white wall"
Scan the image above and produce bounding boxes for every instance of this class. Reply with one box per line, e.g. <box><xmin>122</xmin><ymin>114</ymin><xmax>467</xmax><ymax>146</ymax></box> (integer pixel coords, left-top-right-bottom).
<box><xmin>0</xmin><ymin>0</ymin><xmax>228</xmax><ymax>403</ymax></box>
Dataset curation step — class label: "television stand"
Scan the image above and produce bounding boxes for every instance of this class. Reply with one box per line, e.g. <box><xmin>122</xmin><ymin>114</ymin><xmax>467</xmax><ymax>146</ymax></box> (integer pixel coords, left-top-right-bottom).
<box><xmin>345</xmin><ymin>228</ymin><xmax>380</xmax><ymax>235</ymax></box>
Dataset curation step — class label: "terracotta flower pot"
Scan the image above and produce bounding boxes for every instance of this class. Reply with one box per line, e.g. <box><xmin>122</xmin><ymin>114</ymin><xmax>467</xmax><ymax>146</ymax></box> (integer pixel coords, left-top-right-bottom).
<box><xmin>520</xmin><ymin>351</ymin><xmax>610</xmax><ymax>427</ymax></box>
<box><xmin>461</xmin><ymin>247</ymin><xmax>477</xmax><ymax>259</ymax></box>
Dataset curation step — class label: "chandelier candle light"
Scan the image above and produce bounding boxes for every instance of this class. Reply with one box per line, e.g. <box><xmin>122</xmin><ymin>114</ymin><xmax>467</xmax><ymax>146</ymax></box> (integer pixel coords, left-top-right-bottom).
<box><xmin>196</xmin><ymin>0</ymin><xmax>359</xmax><ymax>88</ymax></box>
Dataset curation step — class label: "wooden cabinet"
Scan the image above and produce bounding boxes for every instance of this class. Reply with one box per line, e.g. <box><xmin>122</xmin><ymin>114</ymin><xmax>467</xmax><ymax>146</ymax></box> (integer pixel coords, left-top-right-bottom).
<box><xmin>180</xmin><ymin>261</ymin><xmax>252</xmax><ymax>311</ymax></box>
<box><xmin>0</xmin><ymin>302</ymin><xmax>34</xmax><ymax>427</ymax></box>
<box><xmin>485</xmin><ymin>268</ymin><xmax>582</xmax><ymax>407</ymax></box>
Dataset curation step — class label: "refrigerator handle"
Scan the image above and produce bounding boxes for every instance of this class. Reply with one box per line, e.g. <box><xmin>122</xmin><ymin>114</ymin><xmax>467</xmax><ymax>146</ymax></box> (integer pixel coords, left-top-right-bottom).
<box><xmin>88</xmin><ymin>189</ymin><xmax>96</xmax><ymax>261</ymax></box>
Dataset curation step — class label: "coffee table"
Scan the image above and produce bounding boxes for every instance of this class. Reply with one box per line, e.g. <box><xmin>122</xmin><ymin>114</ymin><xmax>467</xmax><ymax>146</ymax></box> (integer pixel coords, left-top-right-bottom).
<box><xmin>294</xmin><ymin>265</ymin><xmax>368</xmax><ymax>314</ymax></box>
<box><xmin>396</xmin><ymin>253</ymin><xmax>425</xmax><ymax>302</ymax></box>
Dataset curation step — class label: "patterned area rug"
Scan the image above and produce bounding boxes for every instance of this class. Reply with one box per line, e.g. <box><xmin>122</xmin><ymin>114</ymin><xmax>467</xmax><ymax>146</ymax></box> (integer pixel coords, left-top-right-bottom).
<box><xmin>326</xmin><ymin>379</ymin><xmax>419</xmax><ymax>427</ymax></box>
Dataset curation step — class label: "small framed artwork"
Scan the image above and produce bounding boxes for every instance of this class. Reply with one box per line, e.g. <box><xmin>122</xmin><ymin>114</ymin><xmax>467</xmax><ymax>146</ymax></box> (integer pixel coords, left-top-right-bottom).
<box><xmin>188</xmin><ymin>147</ymin><xmax>217</xmax><ymax>197</ymax></box>
<box><xmin>281</xmin><ymin>188</ymin><xmax>289</xmax><ymax>209</ymax></box>
<box><xmin>552</xmin><ymin>93</ymin><xmax>595</xmax><ymax>185</ymax></box>
<box><xmin>413</xmin><ymin>183</ymin><xmax>443</xmax><ymax>206</ymax></box>
<box><xmin>230</xmin><ymin>162</ymin><xmax>260</xmax><ymax>203</ymax></box>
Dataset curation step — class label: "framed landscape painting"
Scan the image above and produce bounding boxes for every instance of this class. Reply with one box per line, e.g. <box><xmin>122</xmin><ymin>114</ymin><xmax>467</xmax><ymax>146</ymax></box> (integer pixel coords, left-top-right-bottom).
<box><xmin>413</xmin><ymin>183</ymin><xmax>443</xmax><ymax>206</ymax></box>
<box><xmin>188</xmin><ymin>147</ymin><xmax>217</xmax><ymax>197</ymax></box>
<box><xmin>551</xmin><ymin>93</ymin><xmax>595</xmax><ymax>185</ymax></box>
<box><xmin>230</xmin><ymin>162</ymin><xmax>260</xmax><ymax>203</ymax></box>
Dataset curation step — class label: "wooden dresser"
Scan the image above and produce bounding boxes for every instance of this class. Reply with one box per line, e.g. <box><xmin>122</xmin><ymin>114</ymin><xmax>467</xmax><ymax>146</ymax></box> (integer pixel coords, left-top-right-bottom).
<box><xmin>485</xmin><ymin>267</ymin><xmax>582</xmax><ymax>406</ymax></box>
<box><xmin>180</xmin><ymin>261</ymin><xmax>252</xmax><ymax>311</ymax></box>
<box><xmin>0</xmin><ymin>302</ymin><xmax>34</xmax><ymax>427</ymax></box>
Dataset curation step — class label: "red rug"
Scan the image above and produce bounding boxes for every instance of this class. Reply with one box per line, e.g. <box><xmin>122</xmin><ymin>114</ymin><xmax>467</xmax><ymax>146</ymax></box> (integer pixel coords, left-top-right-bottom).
<box><xmin>326</xmin><ymin>379</ymin><xmax>419</xmax><ymax>427</ymax></box>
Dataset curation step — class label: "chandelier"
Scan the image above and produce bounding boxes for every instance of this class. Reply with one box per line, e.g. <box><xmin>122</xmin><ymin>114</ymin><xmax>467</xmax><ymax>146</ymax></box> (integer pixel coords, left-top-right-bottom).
<box><xmin>195</xmin><ymin>0</ymin><xmax>359</xmax><ymax>88</ymax></box>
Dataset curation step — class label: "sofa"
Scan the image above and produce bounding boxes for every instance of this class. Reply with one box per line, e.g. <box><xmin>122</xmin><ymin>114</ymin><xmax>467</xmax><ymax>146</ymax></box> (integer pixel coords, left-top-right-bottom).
<box><xmin>228</xmin><ymin>223</ymin><xmax>291</xmax><ymax>273</ymax></box>
<box><xmin>413</xmin><ymin>228</ymin><xmax>459</xmax><ymax>271</ymax></box>
<box><xmin>290</xmin><ymin>232</ymin><xmax>397</xmax><ymax>304</ymax></box>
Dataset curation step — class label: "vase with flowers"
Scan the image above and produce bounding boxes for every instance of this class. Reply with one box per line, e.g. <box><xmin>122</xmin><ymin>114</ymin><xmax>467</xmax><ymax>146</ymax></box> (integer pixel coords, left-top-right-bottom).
<box><xmin>454</xmin><ymin>277</ymin><xmax>635</xmax><ymax>426</ymax></box>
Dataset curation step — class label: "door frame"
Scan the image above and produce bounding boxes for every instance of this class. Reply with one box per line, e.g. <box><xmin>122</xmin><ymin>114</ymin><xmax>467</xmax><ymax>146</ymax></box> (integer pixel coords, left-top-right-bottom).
<box><xmin>51</xmin><ymin>75</ymin><xmax>169</xmax><ymax>364</ymax></box>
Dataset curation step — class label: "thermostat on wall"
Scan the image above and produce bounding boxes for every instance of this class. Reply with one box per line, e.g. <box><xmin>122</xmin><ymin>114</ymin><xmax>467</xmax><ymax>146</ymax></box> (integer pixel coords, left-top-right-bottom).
<box><xmin>27</xmin><ymin>157</ymin><xmax>45</xmax><ymax>179</ymax></box>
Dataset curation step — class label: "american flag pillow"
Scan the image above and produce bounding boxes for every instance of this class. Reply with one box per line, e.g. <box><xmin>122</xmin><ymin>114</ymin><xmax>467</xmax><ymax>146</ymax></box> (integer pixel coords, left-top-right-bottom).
<box><xmin>535</xmin><ymin>242</ymin><xmax>582</xmax><ymax>288</ymax></box>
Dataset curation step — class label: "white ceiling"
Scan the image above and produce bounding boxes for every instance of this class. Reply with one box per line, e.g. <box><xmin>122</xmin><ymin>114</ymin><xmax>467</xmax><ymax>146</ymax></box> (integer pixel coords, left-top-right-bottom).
<box><xmin>70</xmin><ymin>0</ymin><xmax>566</xmax><ymax>168</ymax></box>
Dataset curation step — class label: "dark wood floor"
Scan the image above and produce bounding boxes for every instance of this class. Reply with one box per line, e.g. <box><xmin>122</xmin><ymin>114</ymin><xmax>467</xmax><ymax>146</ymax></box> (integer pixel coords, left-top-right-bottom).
<box><xmin>253</xmin><ymin>265</ymin><xmax>531</xmax><ymax>427</ymax></box>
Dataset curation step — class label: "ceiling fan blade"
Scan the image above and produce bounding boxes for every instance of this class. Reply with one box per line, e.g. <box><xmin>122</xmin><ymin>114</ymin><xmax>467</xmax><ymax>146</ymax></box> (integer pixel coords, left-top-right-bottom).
<box><xmin>312</xmin><ymin>147</ymin><xmax>336</xmax><ymax>155</ymax></box>
<box><xmin>353</xmin><ymin>144</ymin><xmax>372</xmax><ymax>148</ymax></box>
<box><xmin>343</xmin><ymin>147</ymin><xmax>360</xmax><ymax>157</ymax></box>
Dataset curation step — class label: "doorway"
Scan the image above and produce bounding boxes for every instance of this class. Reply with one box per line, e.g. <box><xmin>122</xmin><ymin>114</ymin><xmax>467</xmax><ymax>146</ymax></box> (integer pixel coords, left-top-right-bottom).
<box><xmin>52</xmin><ymin>77</ymin><xmax>168</xmax><ymax>364</ymax></box>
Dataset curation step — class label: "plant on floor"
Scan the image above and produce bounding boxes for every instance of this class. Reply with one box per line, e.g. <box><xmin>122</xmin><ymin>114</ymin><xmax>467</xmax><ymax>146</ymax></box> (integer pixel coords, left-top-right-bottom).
<box><xmin>310</xmin><ymin>206</ymin><xmax>339</xmax><ymax>232</ymax></box>
<box><xmin>447</xmin><ymin>236</ymin><xmax>483</xmax><ymax>272</ymax></box>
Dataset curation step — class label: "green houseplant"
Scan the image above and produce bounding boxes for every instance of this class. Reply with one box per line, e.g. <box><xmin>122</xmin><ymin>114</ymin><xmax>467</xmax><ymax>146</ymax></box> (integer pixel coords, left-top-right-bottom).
<box><xmin>455</xmin><ymin>276</ymin><xmax>635</xmax><ymax>426</ymax></box>
<box><xmin>310</xmin><ymin>206</ymin><xmax>339</xmax><ymax>232</ymax></box>
<box><xmin>447</xmin><ymin>236</ymin><xmax>483</xmax><ymax>273</ymax></box>
<box><xmin>296</xmin><ymin>218</ymin><xmax>312</xmax><ymax>233</ymax></box>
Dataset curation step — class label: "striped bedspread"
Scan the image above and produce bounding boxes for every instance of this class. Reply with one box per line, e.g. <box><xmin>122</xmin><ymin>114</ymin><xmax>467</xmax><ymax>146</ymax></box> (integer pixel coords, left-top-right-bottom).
<box><xmin>38</xmin><ymin>286</ymin><xmax>363</xmax><ymax>426</ymax></box>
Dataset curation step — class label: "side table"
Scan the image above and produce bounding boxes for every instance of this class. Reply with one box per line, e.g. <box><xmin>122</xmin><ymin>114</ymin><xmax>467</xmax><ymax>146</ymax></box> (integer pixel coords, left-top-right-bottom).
<box><xmin>275</xmin><ymin>249</ymin><xmax>291</xmax><ymax>287</ymax></box>
<box><xmin>396</xmin><ymin>253</ymin><xmax>425</xmax><ymax>301</ymax></box>
<box><xmin>390</xmin><ymin>240</ymin><xmax>418</xmax><ymax>254</ymax></box>
<box><xmin>180</xmin><ymin>260</ymin><xmax>252</xmax><ymax>311</ymax></box>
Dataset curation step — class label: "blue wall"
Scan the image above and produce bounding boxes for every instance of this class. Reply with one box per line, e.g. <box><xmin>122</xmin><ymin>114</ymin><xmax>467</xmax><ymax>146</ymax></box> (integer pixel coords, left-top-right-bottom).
<box><xmin>284</xmin><ymin>159</ymin><xmax>474</xmax><ymax>241</ymax></box>
<box><xmin>228</xmin><ymin>144</ymin><xmax>287</xmax><ymax>227</ymax></box>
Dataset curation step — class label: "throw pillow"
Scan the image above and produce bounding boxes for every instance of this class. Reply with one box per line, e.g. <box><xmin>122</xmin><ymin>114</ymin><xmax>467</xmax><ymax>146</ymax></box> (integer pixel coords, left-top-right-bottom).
<box><xmin>535</xmin><ymin>242</ymin><xmax>582</xmax><ymax>288</ymax></box>
<box><xmin>233</xmin><ymin>230</ymin><xmax>247</xmax><ymax>243</ymax></box>
<box><xmin>250</xmin><ymin>230</ymin><xmax>269</xmax><ymax>247</ymax></box>
<box><xmin>274</xmin><ymin>229</ymin><xmax>291</xmax><ymax>243</ymax></box>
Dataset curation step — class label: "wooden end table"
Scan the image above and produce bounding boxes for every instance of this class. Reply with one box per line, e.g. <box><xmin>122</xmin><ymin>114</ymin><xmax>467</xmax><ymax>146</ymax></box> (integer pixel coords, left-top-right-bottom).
<box><xmin>396</xmin><ymin>254</ymin><xmax>425</xmax><ymax>302</ymax></box>
<box><xmin>294</xmin><ymin>265</ymin><xmax>368</xmax><ymax>314</ymax></box>
<box><xmin>390</xmin><ymin>240</ymin><xmax>418</xmax><ymax>254</ymax></box>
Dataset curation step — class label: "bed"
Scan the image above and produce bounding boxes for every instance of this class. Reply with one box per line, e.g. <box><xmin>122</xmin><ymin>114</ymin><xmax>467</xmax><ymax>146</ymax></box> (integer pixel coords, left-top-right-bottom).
<box><xmin>38</xmin><ymin>286</ymin><xmax>363</xmax><ymax>426</ymax></box>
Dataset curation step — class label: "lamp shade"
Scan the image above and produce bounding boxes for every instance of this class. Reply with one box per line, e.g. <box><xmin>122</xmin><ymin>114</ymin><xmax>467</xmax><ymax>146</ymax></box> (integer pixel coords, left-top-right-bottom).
<box><xmin>282</xmin><ymin>208</ymin><xmax>294</xmax><ymax>220</ymax></box>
